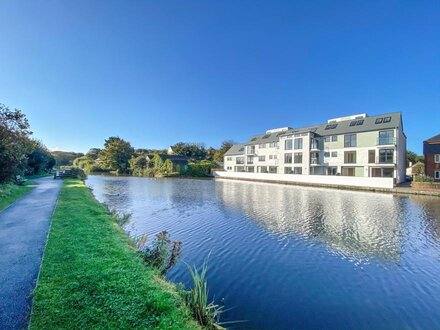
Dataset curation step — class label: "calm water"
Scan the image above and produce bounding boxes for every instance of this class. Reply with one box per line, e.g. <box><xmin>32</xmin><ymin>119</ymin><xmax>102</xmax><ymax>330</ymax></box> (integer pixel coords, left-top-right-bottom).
<box><xmin>86</xmin><ymin>175</ymin><xmax>440</xmax><ymax>329</ymax></box>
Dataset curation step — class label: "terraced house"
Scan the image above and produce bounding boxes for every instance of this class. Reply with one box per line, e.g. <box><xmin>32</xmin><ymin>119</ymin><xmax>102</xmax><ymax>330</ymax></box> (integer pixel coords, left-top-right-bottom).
<box><xmin>224</xmin><ymin>112</ymin><xmax>406</xmax><ymax>184</ymax></box>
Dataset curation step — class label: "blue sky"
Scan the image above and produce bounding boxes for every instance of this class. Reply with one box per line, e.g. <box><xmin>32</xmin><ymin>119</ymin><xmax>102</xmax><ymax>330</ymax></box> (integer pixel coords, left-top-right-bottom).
<box><xmin>0</xmin><ymin>1</ymin><xmax>438</xmax><ymax>154</ymax></box>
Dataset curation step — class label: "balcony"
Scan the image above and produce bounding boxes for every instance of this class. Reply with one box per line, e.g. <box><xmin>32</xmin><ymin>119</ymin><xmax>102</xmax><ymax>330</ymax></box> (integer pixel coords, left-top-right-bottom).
<box><xmin>376</xmin><ymin>156</ymin><xmax>394</xmax><ymax>164</ymax></box>
<box><xmin>310</xmin><ymin>140</ymin><xmax>321</xmax><ymax>151</ymax></box>
<box><xmin>377</xmin><ymin>137</ymin><xmax>396</xmax><ymax>146</ymax></box>
<box><xmin>246</xmin><ymin>147</ymin><xmax>256</xmax><ymax>154</ymax></box>
<box><xmin>310</xmin><ymin>158</ymin><xmax>320</xmax><ymax>165</ymax></box>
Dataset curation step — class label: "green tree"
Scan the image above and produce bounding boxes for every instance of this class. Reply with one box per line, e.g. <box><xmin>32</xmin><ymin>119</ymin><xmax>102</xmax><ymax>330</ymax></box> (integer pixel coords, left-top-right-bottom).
<box><xmin>27</xmin><ymin>140</ymin><xmax>56</xmax><ymax>174</ymax></box>
<box><xmin>85</xmin><ymin>148</ymin><xmax>101</xmax><ymax>160</ymax></box>
<box><xmin>100</xmin><ymin>137</ymin><xmax>134</xmax><ymax>174</ymax></box>
<box><xmin>407</xmin><ymin>150</ymin><xmax>418</xmax><ymax>166</ymax></box>
<box><xmin>214</xmin><ymin>140</ymin><xmax>234</xmax><ymax>162</ymax></box>
<box><xmin>170</xmin><ymin>142</ymin><xmax>207</xmax><ymax>160</ymax></box>
<box><xmin>51</xmin><ymin>151</ymin><xmax>84</xmax><ymax>166</ymax></box>
<box><xmin>413</xmin><ymin>162</ymin><xmax>425</xmax><ymax>176</ymax></box>
<box><xmin>0</xmin><ymin>104</ymin><xmax>33</xmax><ymax>183</ymax></box>
<box><xmin>129</xmin><ymin>154</ymin><xmax>148</xmax><ymax>176</ymax></box>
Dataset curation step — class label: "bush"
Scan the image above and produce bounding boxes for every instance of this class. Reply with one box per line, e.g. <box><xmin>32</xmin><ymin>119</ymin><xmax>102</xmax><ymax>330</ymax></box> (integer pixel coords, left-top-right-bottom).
<box><xmin>185</xmin><ymin>161</ymin><xmax>216</xmax><ymax>177</ymax></box>
<box><xmin>414</xmin><ymin>175</ymin><xmax>435</xmax><ymax>183</ymax></box>
<box><xmin>69</xmin><ymin>167</ymin><xmax>87</xmax><ymax>180</ymax></box>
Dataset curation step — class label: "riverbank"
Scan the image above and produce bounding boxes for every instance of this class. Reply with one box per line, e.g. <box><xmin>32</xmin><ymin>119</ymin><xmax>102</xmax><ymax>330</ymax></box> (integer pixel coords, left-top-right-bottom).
<box><xmin>30</xmin><ymin>179</ymin><xmax>200</xmax><ymax>329</ymax></box>
<box><xmin>0</xmin><ymin>182</ymin><xmax>34</xmax><ymax>211</ymax></box>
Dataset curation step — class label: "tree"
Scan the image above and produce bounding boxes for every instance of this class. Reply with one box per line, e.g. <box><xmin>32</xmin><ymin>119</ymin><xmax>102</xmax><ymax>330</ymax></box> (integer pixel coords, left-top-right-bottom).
<box><xmin>100</xmin><ymin>137</ymin><xmax>134</xmax><ymax>174</ymax></box>
<box><xmin>26</xmin><ymin>140</ymin><xmax>56</xmax><ymax>174</ymax></box>
<box><xmin>214</xmin><ymin>140</ymin><xmax>234</xmax><ymax>162</ymax></box>
<box><xmin>0</xmin><ymin>104</ymin><xmax>33</xmax><ymax>183</ymax></box>
<box><xmin>85</xmin><ymin>148</ymin><xmax>101</xmax><ymax>160</ymax></box>
<box><xmin>407</xmin><ymin>150</ymin><xmax>418</xmax><ymax>166</ymax></box>
<box><xmin>170</xmin><ymin>142</ymin><xmax>207</xmax><ymax>160</ymax></box>
<box><xmin>129</xmin><ymin>154</ymin><xmax>148</xmax><ymax>176</ymax></box>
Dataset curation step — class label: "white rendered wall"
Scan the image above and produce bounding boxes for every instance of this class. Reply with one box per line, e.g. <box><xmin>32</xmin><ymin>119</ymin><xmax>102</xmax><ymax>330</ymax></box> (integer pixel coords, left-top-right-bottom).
<box><xmin>213</xmin><ymin>171</ymin><xmax>395</xmax><ymax>189</ymax></box>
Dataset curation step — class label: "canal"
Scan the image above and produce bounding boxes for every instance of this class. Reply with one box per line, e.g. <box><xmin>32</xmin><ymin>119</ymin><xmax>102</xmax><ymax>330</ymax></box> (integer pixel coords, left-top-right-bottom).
<box><xmin>86</xmin><ymin>175</ymin><xmax>440</xmax><ymax>329</ymax></box>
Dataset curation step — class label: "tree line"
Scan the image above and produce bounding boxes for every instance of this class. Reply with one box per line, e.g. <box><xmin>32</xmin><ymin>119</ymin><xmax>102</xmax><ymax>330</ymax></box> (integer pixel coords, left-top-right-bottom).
<box><xmin>72</xmin><ymin>137</ymin><xmax>234</xmax><ymax>177</ymax></box>
<box><xmin>0</xmin><ymin>104</ymin><xmax>55</xmax><ymax>184</ymax></box>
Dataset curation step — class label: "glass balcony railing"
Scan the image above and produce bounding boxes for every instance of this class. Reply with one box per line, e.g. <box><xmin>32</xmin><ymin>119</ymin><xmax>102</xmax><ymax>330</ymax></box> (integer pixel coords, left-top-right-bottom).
<box><xmin>377</xmin><ymin>137</ymin><xmax>396</xmax><ymax>145</ymax></box>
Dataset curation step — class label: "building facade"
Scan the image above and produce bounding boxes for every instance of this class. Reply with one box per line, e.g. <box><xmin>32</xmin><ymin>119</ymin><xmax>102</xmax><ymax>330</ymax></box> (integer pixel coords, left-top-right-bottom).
<box><xmin>224</xmin><ymin>112</ymin><xmax>407</xmax><ymax>184</ymax></box>
<box><xmin>423</xmin><ymin>134</ymin><xmax>440</xmax><ymax>181</ymax></box>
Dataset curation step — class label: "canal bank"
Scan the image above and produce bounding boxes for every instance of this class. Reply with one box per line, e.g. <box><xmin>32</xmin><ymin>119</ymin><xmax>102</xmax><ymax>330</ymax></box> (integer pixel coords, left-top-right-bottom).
<box><xmin>213</xmin><ymin>171</ymin><xmax>440</xmax><ymax>197</ymax></box>
<box><xmin>30</xmin><ymin>179</ymin><xmax>200</xmax><ymax>329</ymax></box>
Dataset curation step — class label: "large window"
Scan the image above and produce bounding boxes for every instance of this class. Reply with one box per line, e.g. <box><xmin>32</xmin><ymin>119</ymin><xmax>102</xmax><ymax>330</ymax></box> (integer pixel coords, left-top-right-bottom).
<box><xmin>378</xmin><ymin>130</ymin><xmax>394</xmax><ymax>145</ymax></box>
<box><xmin>372</xmin><ymin>168</ymin><xmax>394</xmax><ymax>177</ymax></box>
<box><xmin>284</xmin><ymin>167</ymin><xmax>293</xmax><ymax>174</ymax></box>
<box><xmin>378</xmin><ymin>149</ymin><xmax>394</xmax><ymax>163</ymax></box>
<box><xmin>258</xmin><ymin>156</ymin><xmax>266</xmax><ymax>162</ymax></box>
<box><xmin>284</xmin><ymin>153</ymin><xmax>292</xmax><ymax>164</ymax></box>
<box><xmin>285</xmin><ymin>139</ymin><xmax>292</xmax><ymax>150</ymax></box>
<box><xmin>294</xmin><ymin>138</ymin><xmax>303</xmax><ymax>150</ymax></box>
<box><xmin>344</xmin><ymin>134</ymin><xmax>357</xmax><ymax>147</ymax></box>
<box><xmin>269</xmin><ymin>166</ymin><xmax>278</xmax><ymax>173</ymax></box>
<box><xmin>247</xmin><ymin>156</ymin><xmax>254</xmax><ymax>164</ymax></box>
<box><xmin>341</xmin><ymin>167</ymin><xmax>355</xmax><ymax>176</ymax></box>
<box><xmin>435</xmin><ymin>154</ymin><xmax>440</xmax><ymax>163</ymax></box>
<box><xmin>294</xmin><ymin>152</ymin><xmax>303</xmax><ymax>163</ymax></box>
<box><xmin>293</xmin><ymin>167</ymin><xmax>302</xmax><ymax>174</ymax></box>
<box><xmin>344</xmin><ymin>151</ymin><xmax>356</xmax><ymax>164</ymax></box>
<box><xmin>236</xmin><ymin>157</ymin><xmax>244</xmax><ymax>164</ymax></box>
<box><xmin>332</xmin><ymin>135</ymin><xmax>338</xmax><ymax>142</ymax></box>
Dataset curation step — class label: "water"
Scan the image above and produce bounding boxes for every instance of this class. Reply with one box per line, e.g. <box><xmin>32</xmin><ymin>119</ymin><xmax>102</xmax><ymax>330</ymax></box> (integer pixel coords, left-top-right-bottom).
<box><xmin>86</xmin><ymin>175</ymin><xmax>440</xmax><ymax>329</ymax></box>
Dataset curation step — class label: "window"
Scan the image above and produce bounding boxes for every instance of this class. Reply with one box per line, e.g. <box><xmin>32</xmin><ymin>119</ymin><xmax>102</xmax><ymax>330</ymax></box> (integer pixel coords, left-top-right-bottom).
<box><xmin>293</xmin><ymin>167</ymin><xmax>302</xmax><ymax>174</ymax></box>
<box><xmin>435</xmin><ymin>171</ymin><xmax>440</xmax><ymax>180</ymax></box>
<box><xmin>247</xmin><ymin>166</ymin><xmax>255</xmax><ymax>172</ymax></box>
<box><xmin>285</xmin><ymin>139</ymin><xmax>293</xmax><ymax>150</ymax></box>
<box><xmin>247</xmin><ymin>146</ymin><xmax>255</xmax><ymax>154</ymax></box>
<box><xmin>331</xmin><ymin>151</ymin><xmax>338</xmax><ymax>157</ymax></box>
<box><xmin>368</xmin><ymin>150</ymin><xmax>375</xmax><ymax>163</ymax></box>
<box><xmin>294</xmin><ymin>152</ymin><xmax>303</xmax><ymax>163</ymax></box>
<box><xmin>356</xmin><ymin>119</ymin><xmax>364</xmax><ymax>125</ymax></box>
<box><xmin>259</xmin><ymin>166</ymin><xmax>268</xmax><ymax>173</ymax></box>
<box><xmin>341</xmin><ymin>167</ymin><xmax>355</xmax><ymax>176</ymax></box>
<box><xmin>324</xmin><ymin>136</ymin><xmax>331</xmax><ymax>142</ymax></box>
<box><xmin>226</xmin><ymin>157</ymin><xmax>232</xmax><ymax>161</ymax></box>
<box><xmin>344</xmin><ymin>151</ymin><xmax>357</xmax><ymax>164</ymax></box>
<box><xmin>247</xmin><ymin>156</ymin><xmax>254</xmax><ymax>164</ymax></box>
<box><xmin>273</xmin><ymin>155</ymin><xmax>278</xmax><ymax>159</ymax></box>
<box><xmin>383</xmin><ymin>116</ymin><xmax>391</xmax><ymax>123</ymax></box>
<box><xmin>262</xmin><ymin>134</ymin><xmax>271</xmax><ymax>139</ymax></box>
<box><xmin>324</xmin><ymin>152</ymin><xmax>330</xmax><ymax>157</ymax></box>
<box><xmin>239</xmin><ymin>147</ymin><xmax>244</xmax><ymax>152</ymax></box>
<box><xmin>375</xmin><ymin>118</ymin><xmax>383</xmax><ymax>124</ymax></box>
<box><xmin>258</xmin><ymin>156</ymin><xmax>266</xmax><ymax>162</ymax></box>
<box><xmin>435</xmin><ymin>154</ymin><xmax>440</xmax><ymax>163</ymax></box>
<box><xmin>269</xmin><ymin>166</ymin><xmax>277</xmax><ymax>173</ymax></box>
<box><xmin>325</xmin><ymin>124</ymin><xmax>338</xmax><ymax>130</ymax></box>
<box><xmin>349</xmin><ymin>120</ymin><xmax>357</xmax><ymax>126</ymax></box>
<box><xmin>379</xmin><ymin>149</ymin><xmax>394</xmax><ymax>163</ymax></box>
<box><xmin>294</xmin><ymin>138</ymin><xmax>303</xmax><ymax>149</ymax></box>
<box><xmin>378</xmin><ymin>130</ymin><xmax>394</xmax><ymax>145</ymax></box>
<box><xmin>284</xmin><ymin>167</ymin><xmax>293</xmax><ymax>174</ymax></box>
<box><xmin>344</xmin><ymin>134</ymin><xmax>357</xmax><ymax>147</ymax></box>
<box><xmin>236</xmin><ymin>157</ymin><xmax>244</xmax><ymax>164</ymax></box>
<box><xmin>332</xmin><ymin>135</ymin><xmax>338</xmax><ymax>142</ymax></box>
<box><xmin>269</xmin><ymin>155</ymin><xmax>273</xmax><ymax>160</ymax></box>
<box><xmin>284</xmin><ymin>153</ymin><xmax>292</xmax><ymax>164</ymax></box>
<box><xmin>259</xmin><ymin>143</ymin><xmax>266</xmax><ymax>149</ymax></box>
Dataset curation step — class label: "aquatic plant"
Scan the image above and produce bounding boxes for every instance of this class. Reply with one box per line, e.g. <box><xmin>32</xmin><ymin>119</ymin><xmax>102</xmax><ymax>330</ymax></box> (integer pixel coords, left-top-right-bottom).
<box><xmin>111</xmin><ymin>210</ymin><xmax>132</xmax><ymax>226</ymax></box>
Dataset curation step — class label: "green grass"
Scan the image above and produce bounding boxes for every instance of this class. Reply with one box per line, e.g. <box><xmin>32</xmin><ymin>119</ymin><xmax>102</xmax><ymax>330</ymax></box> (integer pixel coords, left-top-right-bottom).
<box><xmin>0</xmin><ymin>182</ymin><xmax>34</xmax><ymax>211</ymax></box>
<box><xmin>30</xmin><ymin>179</ymin><xmax>200</xmax><ymax>330</ymax></box>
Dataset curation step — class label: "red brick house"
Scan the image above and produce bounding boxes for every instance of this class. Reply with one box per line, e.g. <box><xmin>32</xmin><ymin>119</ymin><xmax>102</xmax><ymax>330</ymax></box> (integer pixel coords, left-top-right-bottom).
<box><xmin>423</xmin><ymin>134</ymin><xmax>440</xmax><ymax>180</ymax></box>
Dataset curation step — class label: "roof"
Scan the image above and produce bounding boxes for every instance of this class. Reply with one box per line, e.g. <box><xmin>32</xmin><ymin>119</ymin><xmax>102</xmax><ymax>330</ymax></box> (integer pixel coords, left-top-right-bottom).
<box><xmin>425</xmin><ymin>134</ymin><xmax>440</xmax><ymax>143</ymax></box>
<box><xmin>146</xmin><ymin>154</ymin><xmax>189</xmax><ymax>165</ymax></box>
<box><xmin>224</xmin><ymin>144</ymin><xmax>245</xmax><ymax>156</ymax></box>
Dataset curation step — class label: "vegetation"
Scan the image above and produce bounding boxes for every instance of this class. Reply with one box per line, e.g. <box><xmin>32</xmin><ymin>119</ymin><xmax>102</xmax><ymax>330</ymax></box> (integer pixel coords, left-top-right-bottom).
<box><xmin>51</xmin><ymin>151</ymin><xmax>84</xmax><ymax>166</ymax></box>
<box><xmin>414</xmin><ymin>174</ymin><xmax>435</xmax><ymax>183</ymax></box>
<box><xmin>100</xmin><ymin>137</ymin><xmax>134</xmax><ymax>174</ymax></box>
<box><xmin>0</xmin><ymin>182</ymin><xmax>34</xmax><ymax>211</ymax></box>
<box><xmin>412</xmin><ymin>162</ymin><xmax>425</xmax><ymax>176</ymax></box>
<box><xmin>30</xmin><ymin>179</ymin><xmax>199</xmax><ymax>330</ymax></box>
<box><xmin>185</xmin><ymin>161</ymin><xmax>217</xmax><ymax>177</ymax></box>
<box><xmin>213</xmin><ymin>141</ymin><xmax>234</xmax><ymax>163</ymax></box>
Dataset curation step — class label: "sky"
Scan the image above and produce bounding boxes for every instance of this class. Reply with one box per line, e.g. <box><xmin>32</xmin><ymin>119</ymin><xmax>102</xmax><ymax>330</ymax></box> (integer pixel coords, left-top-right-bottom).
<box><xmin>0</xmin><ymin>1</ymin><xmax>439</xmax><ymax>154</ymax></box>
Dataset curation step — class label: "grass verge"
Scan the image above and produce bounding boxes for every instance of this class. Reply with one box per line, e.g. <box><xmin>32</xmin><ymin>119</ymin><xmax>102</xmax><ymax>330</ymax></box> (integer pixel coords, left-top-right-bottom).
<box><xmin>30</xmin><ymin>179</ymin><xmax>200</xmax><ymax>330</ymax></box>
<box><xmin>0</xmin><ymin>182</ymin><xmax>34</xmax><ymax>211</ymax></box>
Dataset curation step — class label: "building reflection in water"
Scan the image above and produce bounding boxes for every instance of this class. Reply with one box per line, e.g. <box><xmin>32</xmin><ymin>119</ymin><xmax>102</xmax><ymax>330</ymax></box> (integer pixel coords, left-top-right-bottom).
<box><xmin>215</xmin><ymin>179</ymin><xmax>404</xmax><ymax>263</ymax></box>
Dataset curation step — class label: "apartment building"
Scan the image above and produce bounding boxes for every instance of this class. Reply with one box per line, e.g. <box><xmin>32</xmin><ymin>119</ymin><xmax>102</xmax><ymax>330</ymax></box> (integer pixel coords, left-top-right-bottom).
<box><xmin>423</xmin><ymin>134</ymin><xmax>440</xmax><ymax>181</ymax></box>
<box><xmin>224</xmin><ymin>112</ymin><xmax>407</xmax><ymax>184</ymax></box>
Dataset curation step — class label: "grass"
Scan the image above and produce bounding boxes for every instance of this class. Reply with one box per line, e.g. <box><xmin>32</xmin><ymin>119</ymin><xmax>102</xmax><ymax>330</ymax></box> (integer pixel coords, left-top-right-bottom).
<box><xmin>30</xmin><ymin>179</ymin><xmax>200</xmax><ymax>330</ymax></box>
<box><xmin>0</xmin><ymin>181</ymin><xmax>34</xmax><ymax>211</ymax></box>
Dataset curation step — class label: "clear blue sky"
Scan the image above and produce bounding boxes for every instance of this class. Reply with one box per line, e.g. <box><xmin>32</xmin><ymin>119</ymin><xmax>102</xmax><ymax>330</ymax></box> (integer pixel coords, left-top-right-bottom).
<box><xmin>0</xmin><ymin>1</ymin><xmax>438</xmax><ymax>154</ymax></box>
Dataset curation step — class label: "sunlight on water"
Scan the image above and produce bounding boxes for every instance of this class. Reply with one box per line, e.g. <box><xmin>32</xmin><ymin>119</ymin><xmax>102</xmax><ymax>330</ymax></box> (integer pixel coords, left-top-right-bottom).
<box><xmin>87</xmin><ymin>176</ymin><xmax>440</xmax><ymax>329</ymax></box>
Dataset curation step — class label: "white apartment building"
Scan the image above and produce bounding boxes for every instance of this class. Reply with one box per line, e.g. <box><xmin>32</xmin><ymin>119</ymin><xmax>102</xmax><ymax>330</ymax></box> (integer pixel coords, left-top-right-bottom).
<box><xmin>224</xmin><ymin>112</ymin><xmax>407</xmax><ymax>184</ymax></box>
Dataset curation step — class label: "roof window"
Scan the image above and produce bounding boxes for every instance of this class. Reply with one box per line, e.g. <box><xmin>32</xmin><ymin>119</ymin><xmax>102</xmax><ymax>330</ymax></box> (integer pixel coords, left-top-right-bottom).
<box><xmin>383</xmin><ymin>116</ymin><xmax>391</xmax><ymax>123</ymax></box>
<box><xmin>262</xmin><ymin>134</ymin><xmax>271</xmax><ymax>139</ymax></box>
<box><xmin>325</xmin><ymin>124</ymin><xmax>338</xmax><ymax>130</ymax></box>
<box><xmin>375</xmin><ymin>118</ymin><xmax>383</xmax><ymax>124</ymax></box>
<box><xmin>349</xmin><ymin>121</ymin><xmax>357</xmax><ymax>126</ymax></box>
<box><xmin>356</xmin><ymin>119</ymin><xmax>364</xmax><ymax>125</ymax></box>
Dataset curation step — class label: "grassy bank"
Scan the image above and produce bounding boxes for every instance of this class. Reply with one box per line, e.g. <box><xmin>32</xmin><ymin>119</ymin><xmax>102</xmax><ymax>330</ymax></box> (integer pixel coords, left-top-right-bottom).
<box><xmin>30</xmin><ymin>179</ymin><xmax>200</xmax><ymax>329</ymax></box>
<box><xmin>0</xmin><ymin>182</ymin><xmax>34</xmax><ymax>211</ymax></box>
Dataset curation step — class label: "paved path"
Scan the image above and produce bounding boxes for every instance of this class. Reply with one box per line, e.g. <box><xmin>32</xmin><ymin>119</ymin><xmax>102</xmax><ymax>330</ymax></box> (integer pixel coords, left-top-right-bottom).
<box><xmin>0</xmin><ymin>177</ymin><xmax>62</xmax><ymax>330</ymax></box>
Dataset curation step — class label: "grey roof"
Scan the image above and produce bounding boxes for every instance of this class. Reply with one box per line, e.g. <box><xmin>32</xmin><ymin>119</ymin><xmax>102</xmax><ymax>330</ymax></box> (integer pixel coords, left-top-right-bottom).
<box><xmin>425</xmin><ymin>134</ymin><xmax>440</xmax><ymax>143</ymax></box>
<box><xmin>224</xmin><ymin>144</ymin><xmax>245</xmax><ymax>156</ymax></box>
<box><xmin>226</xmin><ymin>112</ymin><xmax>403</xmax><ymax>152</ymax></box>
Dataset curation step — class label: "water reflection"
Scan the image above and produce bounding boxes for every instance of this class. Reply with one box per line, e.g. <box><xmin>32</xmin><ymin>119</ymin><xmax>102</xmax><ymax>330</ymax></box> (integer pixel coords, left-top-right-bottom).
<box><xmin>216</xmin><ymin>180</ymin><xmax>405</xmax><ymax>263</ymax></box>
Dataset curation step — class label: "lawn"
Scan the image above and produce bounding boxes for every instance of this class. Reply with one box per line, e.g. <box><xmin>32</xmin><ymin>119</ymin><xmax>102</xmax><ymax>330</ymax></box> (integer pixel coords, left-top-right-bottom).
<box><xmin>0</xmin><ymin>182</ymin><xmax>34</xmax><ymax>211</ymax></box>
<box><xmin>30</xmin><ymin>179</ymin><xmax>200</xmax><ymax>329</ymax></box>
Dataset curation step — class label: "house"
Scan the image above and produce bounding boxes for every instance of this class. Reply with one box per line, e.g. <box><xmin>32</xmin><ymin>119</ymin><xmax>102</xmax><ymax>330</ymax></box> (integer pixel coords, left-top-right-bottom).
<box><xmin>146</xmin><ymin>154</ymin><xmax>189</xmax><ymax>173</ymax></box>
<box><xmin>423</xmin><ymin>134</ymin><xmax>440</xmax><ymax>181</ymax></box>
<box><xmin>224</xmin><ymin>112</ymin><xmax>407</xmax><ymax>184</ymax></box>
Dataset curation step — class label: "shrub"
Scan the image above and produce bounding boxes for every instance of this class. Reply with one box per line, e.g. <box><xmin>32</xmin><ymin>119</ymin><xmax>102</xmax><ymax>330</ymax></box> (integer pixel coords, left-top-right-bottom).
<box><xmin>414</xmin><ymin>174</ymin><xmax>435</xmax><ymax>183</ymax></box>
<box><xmin>185</xmin><ymin>161</ymin><xmax>216</xmax><ymax>177</ymax></box>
